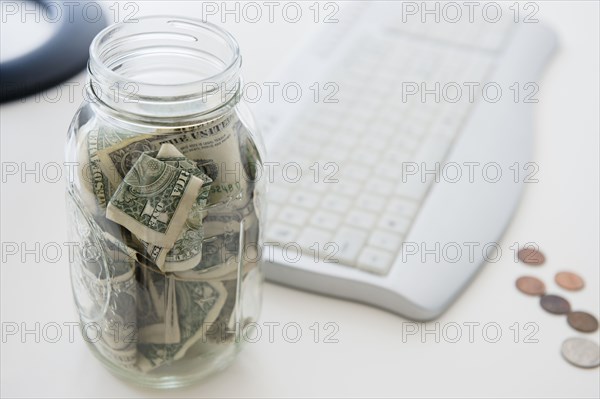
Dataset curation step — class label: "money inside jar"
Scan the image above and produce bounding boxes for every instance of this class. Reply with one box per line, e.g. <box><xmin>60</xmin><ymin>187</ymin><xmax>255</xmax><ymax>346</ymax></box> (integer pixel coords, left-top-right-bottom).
<box><xmin>67</xmin><ymin>111</ymin><xmax>263</xmax><ymax>374</ymax></box>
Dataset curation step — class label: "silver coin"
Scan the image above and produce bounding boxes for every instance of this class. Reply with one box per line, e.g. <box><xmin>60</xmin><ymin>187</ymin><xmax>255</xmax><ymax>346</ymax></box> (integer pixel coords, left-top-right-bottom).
<box><xmin>561</xmin><ymin>337</ymin><xmax>600</xmax><ymax>368</ymax></box>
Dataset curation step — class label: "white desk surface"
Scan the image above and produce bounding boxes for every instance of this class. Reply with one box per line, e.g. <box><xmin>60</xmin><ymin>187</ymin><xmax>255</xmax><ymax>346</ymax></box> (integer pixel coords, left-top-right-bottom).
<box><xmin>1</xmin><ymin>1</ymin><xmax>599</xmax><ymax>397</ymax></box>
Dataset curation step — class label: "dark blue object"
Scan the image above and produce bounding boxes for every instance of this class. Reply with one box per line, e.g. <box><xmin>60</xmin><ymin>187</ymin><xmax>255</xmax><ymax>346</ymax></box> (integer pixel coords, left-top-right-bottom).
<box><xmin>0</xmin><ymin>0</ymin><xmax>107</xmax><ymax>103</ymax></box>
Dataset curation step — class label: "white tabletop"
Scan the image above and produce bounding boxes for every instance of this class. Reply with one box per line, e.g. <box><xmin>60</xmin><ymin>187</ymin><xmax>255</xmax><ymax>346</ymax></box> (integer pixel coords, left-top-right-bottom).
<box><xmin>1</xmin><ymin>1</ymin><xmax>599</xmax><ymax>397</ymax></box>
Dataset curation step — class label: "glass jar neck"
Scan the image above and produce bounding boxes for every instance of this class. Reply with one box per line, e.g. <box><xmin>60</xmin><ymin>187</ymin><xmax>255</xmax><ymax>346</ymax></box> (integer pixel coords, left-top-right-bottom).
<box><xmin>88</xmin><ymin>16</ymin><xmax>242</xmax><ymax>121</ymax></box>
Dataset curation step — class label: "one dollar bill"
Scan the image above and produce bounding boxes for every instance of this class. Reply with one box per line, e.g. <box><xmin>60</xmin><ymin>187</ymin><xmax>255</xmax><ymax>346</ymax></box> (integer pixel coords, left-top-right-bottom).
<box><xmin>106</xmin><ymin>153</ymin><xmax>204</xmax><ymax>248</ymax></box>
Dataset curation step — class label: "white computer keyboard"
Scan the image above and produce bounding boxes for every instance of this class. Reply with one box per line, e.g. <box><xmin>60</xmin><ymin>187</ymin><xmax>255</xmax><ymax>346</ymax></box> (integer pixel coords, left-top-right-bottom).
<box><xmin>259</xmin><ymin>2</ymin><xmax>556</xmax><ymax>319</ymax></box>
<box><xmin>265</xmin><ymin>7</ymin><xmax>510</xmax><ymax>275</ymax></box>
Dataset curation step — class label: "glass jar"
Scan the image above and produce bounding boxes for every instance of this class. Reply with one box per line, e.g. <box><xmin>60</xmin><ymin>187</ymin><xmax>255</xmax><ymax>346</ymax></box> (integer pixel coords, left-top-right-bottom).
<box><xmin>65</xmin><ymin>16</ymin><xmax>265</xmax><ymax>388</ymax></box>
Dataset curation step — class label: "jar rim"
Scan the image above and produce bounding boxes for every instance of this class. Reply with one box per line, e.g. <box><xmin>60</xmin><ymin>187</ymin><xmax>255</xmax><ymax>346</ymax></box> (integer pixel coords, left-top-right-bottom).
<box><xmin>87</xmin><ymin>16</ymin><xmax>243</xmax><ymax>118</ymax></box>
<box><xmin>89</xmin><ymin>15</ymin><xmax>241</xmax><ymax>92</ymax></box>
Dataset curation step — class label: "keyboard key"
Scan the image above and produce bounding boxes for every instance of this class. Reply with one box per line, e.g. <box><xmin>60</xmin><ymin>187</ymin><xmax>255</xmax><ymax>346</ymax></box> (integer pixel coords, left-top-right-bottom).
<box><xmin>385</xmin><ymin>198</ymin><xmax>418</xmax><ymax>219</ymax></box>
<box><xmin>357</xmin><ymin>247</ymin><xmax>395</xmax><ymax>275</ymax></box>
<box><xmin>269</xmin><ymin>186</ymin><xmax>290</xmax><ymax>204</ymax></box>
<box><xmin>395</xmin><ymin>178</ymin><xmax>431</xmax><ymax>201</ymax></box>
<box><xmin>355</xmin><ymin>194</ymin><xmax>386</xmax><ymax>213</ymax></box>
<box><xmin>413</xmin><ymin>135</ymin><xmax>452</xmax><ymax>165</ymax></box>
<box><xmin>340</xmin><ymin>164</ymin><xmax>370</xmax><ymax>181</ymax></box>
<box><xmin>300</xmin><ymin>178</ymin><xmax>328</xmax><ymax>193</ymax></box>
<box><xmin>376</xmin><ymin>123</ymin><xmax>396</xmax><ymax>139</ymax></box>
<box><xmin>311</xmin><ymin>106</ymin><xmax>342</xmax><ymax>126</ymax></box>
<box><xmin>346</xmin><ymin>210</ymin><xmax>377</xmax><ymax>229</ymax></box>
<box><xmin>357</xmin><ymin>151</ymin><xmax>379</xmax><ymax>166</ymax></box>
<box><xmin>392</xmin><ymin>133</ymin><xmax>420</xmax><ymax>152</ymax></box>
<box><xmin>293</xmin><ymin>139</ymin><xmax>322</xmax><ymax>157</ymax></box>
<box><xmin>322</xmin><ymin>146</ymin><xmax>348</xmax><ymax>162</ymax></box>
<box><xmin>322</xmin><ymin>194</ymin><xmax>353</xmax><ymax>213</ymax></box>
<box><xmin>403</xmin><ymin>120</ymin><xmax>428</xmax><ymax>138</ymax></box>
<box><xmin>374</xmin><ymin>163</ymin><xmax>401</xmax><ymax>180</ymax></box>
<box><xmin>265</xmin><ymin>223</ymin><xmax>299</xmax><ymax>243</ymax></box>
<box><xmin>370</xmin><ymin>178</ymin><xmax>395</xmax><ymax>196</ymax></box>
<box><xmin>360</xmin><ymin>136</ymin><xmax>387</xmax><ymax>152</ymax></box>
<box><xmin>279</xmin><ymin>206</ymin><xmax>311</xmax><ymax>226</ymax></box>
<box><xmin>296</xmin><ymin>227</ymin><xmax>333</xmax><ymax>252</ymax></box>
<box><xmin>378</xmin><ymin>213</ymin><xmax>411</xmax><ymax>234</ymax></box>
<box><xmin>268</xmin><ymin>204</ymin><xmax>281</xmax><ymax>220</ymax></box>
<box><xmin>368</xmin><ymin>230</ymin><xmax>404</xmax><ymax>252</ymax></box>
<box><xmin>348</xmin><ymin>116</ymin><xmax>369</xmax><ymax>134</ymax></box>
<box><xmin>289</xmin><ymin>192</ymin><xmax>320</xmax><ymax>209</ymax></box>
<box><xmin>332</xmin><ymin>226</ymin><xmax>368</xmax><ymax>264</ymax></box>
<box><xmin>310</xmin><ymin>211</ymin><xmax>342</xmax><ymax>229</ymax></box>
<box><xmin>328</xmin><ymin>133</ymin><xmax>358</xmax><ymax>149</ymax></box>
<box><xmin>337</xmin><ymin>181</ymin><xmax>361</xmax><ymax>196</ymax></box>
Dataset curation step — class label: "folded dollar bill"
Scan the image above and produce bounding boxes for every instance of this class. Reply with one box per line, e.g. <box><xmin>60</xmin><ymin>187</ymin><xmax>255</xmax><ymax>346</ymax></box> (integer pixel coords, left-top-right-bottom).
<box><xmin>136</xmin><ymin>278</ymin><xmax>227</xmax><ymax>372</ymax></box>
<box><xmin>139</xmin><ymin>144</ymin><xmax>213</xmax><ymax>272</ymax></box>
<box><xmin>106</xmin><ymin>153</ymin><xmax>204</xmax><ymax>249</ymax></box>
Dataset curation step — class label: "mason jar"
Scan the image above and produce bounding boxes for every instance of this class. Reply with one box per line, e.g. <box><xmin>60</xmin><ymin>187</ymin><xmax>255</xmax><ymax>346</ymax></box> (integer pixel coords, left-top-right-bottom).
<box><xmin>64</xmin><ymin>16</ymin><xmax>265</xmax><ymax>388</ymax></box>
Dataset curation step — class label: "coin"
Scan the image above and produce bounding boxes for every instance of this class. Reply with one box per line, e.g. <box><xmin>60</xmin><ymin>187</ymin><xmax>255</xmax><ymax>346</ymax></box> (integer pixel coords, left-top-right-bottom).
<box><xmin>567</xmin><ymin>311</ymin><xmax>599</xmax><ymax>333</ymax></box>
<box><xmin>561</xmin><ymin>337</ymin><xmax>600</xmax><ymax>368</ymax></box>
<box><xmin>540</xmin><ymin>294</ymin><xmax>571</xmax><ymax>314</ymax></box>
<box><xmin>555</xmin><ymin>271</ymin><xmax>585</xmax><ymax>291</ymax></box>
<box><xmin>517</xmin><ymin>248</ymin><xmax>545</xmax><ymax>265</ymax></box>
<box><xmin>516</xmin><ymin>276</ymin><xmax>546</xmax><ymax>296</ymax></box>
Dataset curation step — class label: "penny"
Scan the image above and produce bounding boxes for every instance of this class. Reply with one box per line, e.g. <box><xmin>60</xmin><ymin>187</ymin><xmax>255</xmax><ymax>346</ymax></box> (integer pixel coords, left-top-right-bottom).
<box><xmin>515</xmin><ymin>276</ymin><xmax>546</xmax><ymax>296</ymax></box>
<box><xmin>517</xmin><ymin>247</ymin><xmax>545</xmax><ymax>265</ymax></box>
<box><xmin>561</xmin><ymin>337</ymin><xmax>600</xmax><ymax>368</ymax></box>
<box><xmin>555</xmin><ymin>271</ymin><xmax>585</xmax><ymax>291</ymax></box>
<box><xmin>540</xmin><ymin>294</ymin><xmax>571</xmax><ymax>314</ymax></box>
<box><xmin>567</xmin><ymin>311</ymin><xmax>599</xmax><ymax>333</ymax></box>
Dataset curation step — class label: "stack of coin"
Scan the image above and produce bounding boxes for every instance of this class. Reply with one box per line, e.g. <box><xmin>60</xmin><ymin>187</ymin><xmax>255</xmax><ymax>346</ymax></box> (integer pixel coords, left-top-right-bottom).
<box><xmin>515</xmin><ymin>247</ymin><xmax>599</xmax><ymax>368</ymax></box>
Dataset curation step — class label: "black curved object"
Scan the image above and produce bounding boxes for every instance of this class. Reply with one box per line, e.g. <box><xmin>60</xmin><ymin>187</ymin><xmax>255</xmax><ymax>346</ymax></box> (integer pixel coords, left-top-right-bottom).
<box><xmin>0</xmin><ymin>0</ymin><xmax>107</xmax><ymax>103</ymax></box>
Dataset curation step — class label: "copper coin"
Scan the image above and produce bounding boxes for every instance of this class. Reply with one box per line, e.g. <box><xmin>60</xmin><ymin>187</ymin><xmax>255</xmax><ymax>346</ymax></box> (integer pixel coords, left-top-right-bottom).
<box><xmin>555</xmin><ymin>271</ymin><xmax>585</xmax><ymax>291</ymax></box>
<box><xmin>517</xmin><ymin>247</ymin><xmax>545</xmax><ymax>265</ymax></box>
<box><xmin>540</xmin><ymin>294</ymin><xmax>571</xmax><ymax>314</ymax></box>
<box><xmin>515</xmin><ymin>276</ymin><xmax>546</xmax><ymax>296</ymax></box>
<box><xmin>567</xmin><ymin>311</ymin><xmax>599</xmax><ymax>333</ymax></box>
